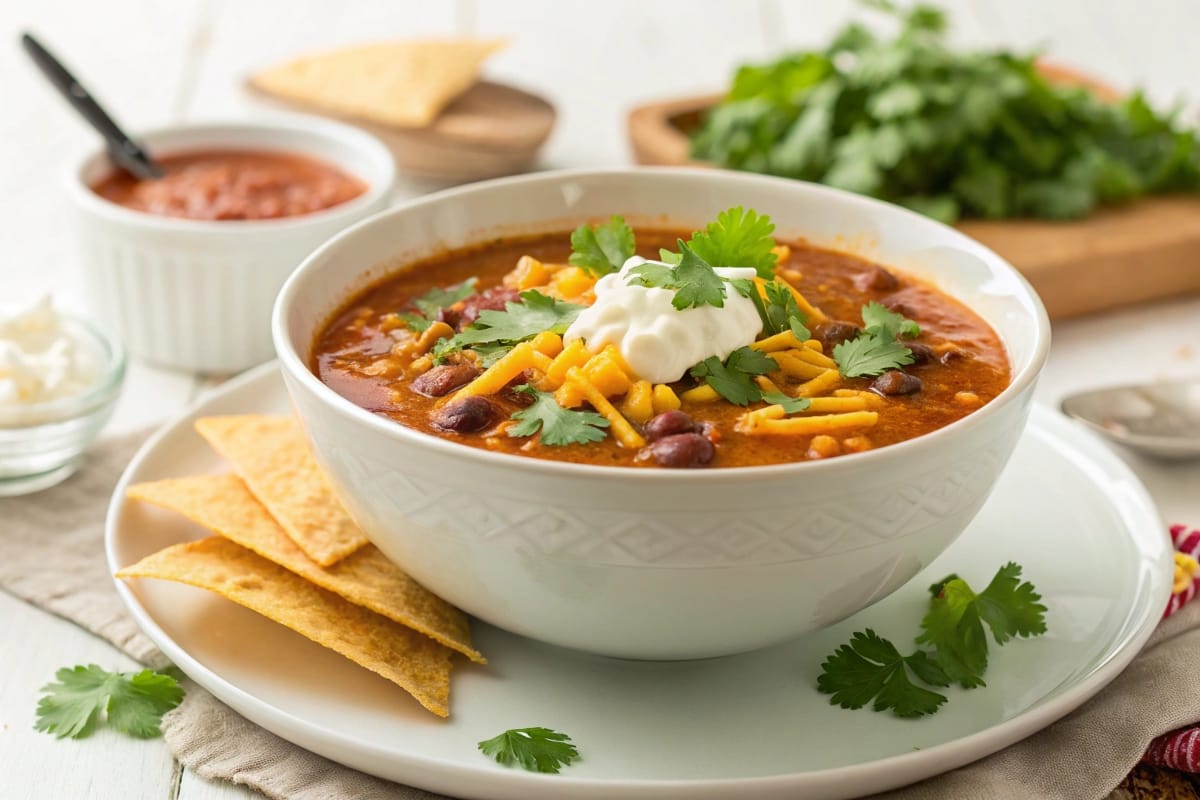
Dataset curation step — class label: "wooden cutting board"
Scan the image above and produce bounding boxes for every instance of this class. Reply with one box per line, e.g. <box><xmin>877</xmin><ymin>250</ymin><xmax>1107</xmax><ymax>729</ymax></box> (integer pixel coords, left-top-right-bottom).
<box><xmin>628</xmin><ymin>93</ymin><xmax>1200</xmax><ymax>320</ymax></box>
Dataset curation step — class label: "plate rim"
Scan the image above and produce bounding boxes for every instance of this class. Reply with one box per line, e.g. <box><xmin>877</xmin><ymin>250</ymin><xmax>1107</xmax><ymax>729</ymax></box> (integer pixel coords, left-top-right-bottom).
<box><xmin>105</xmin><ymin>361</ymin><xmax>1173</xmax><ymax>800</ymax></box>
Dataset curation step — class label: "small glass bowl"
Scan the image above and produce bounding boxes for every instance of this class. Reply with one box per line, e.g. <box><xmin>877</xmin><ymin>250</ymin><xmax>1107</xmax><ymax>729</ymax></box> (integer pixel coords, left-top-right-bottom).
<box><xmin>0</xmin><ymin>316</ymin><xmax>127</xmax><ymax>496</ymax></box>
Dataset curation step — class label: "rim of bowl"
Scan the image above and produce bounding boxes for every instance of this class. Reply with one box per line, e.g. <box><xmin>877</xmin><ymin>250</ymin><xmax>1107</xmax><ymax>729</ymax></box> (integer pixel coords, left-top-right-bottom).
<box><xmin>64</xmin><ymin>115</ymin><xmax>396</xmax><ymax>235</ymax></box>
<box><xmin>274</xmin><ymin>166</ymin><xmax>1052</xmax><ymax>484</ymax></box>
<box><xmin>0</xmin><ymin>313</ymin><xmax>127</xmax><ymax>429</ymax></box>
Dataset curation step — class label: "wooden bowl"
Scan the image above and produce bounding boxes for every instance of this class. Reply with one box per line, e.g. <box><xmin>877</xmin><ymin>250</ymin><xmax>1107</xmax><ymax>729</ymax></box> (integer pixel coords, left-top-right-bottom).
<box><xmin>248</xmin><ymin>80</ymin><xmax>556</xmax><ymax>183</ymax></box>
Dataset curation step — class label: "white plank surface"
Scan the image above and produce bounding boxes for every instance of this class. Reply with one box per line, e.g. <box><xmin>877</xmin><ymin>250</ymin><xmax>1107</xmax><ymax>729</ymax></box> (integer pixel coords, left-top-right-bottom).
<box><xmin>2</xmin><ymin>1</ymin><xmax>1200</xmax><ymax>798</ymax></box>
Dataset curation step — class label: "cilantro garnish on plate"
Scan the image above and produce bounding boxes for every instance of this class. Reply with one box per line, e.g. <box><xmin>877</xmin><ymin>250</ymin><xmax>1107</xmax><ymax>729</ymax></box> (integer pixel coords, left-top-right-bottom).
<box><xmin>35</xmin><ymin>664</ymin><xmax>184</xmax><ymax>739</ymax></box>
<box><xmin>817</xmin><ymin>562</ymin><xmax>1047</xmax><ymax>719</ymax></box>
<box><xmin>569</xmin><ymin>215</ymin><xmax>636</xmax><ymax>277</ymax></box>
<box><xmin>508</xmin><ymin>385</ymin><xmax>610</xmax><ymax>446</ymax></box>
<box><xmin>749</xmin><ymin>279</ymin><xmax>811</xmax><ymax>340</ymax></box>
<box><xmin>478</xmin><ymin>727</ymin><xmax>581</xmax><ymax>774</ymax></box>
<box><xmin>689</xmin><ymin>346</ymin><xmax>777</xmax><ymax>406</ymax></box>
<box><xmin>833</xmin><ymin>301</ymin><xmax>919</xmax><ymax>378</ymax></box>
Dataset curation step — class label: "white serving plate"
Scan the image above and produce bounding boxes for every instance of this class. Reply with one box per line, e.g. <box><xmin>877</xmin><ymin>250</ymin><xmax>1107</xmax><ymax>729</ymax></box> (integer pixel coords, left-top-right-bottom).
<box><xmin>107</xmin><ymin>362</ymin><xmax>1171</xmax><ymax>800</ymax></box>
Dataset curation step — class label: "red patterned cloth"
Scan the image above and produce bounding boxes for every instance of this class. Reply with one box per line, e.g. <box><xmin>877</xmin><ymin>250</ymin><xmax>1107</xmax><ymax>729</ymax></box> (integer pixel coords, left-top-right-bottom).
<box><xmin>1141</xmin><ymin>524</ymin><xmax>1200</xmax><ymax>771</ymax></box>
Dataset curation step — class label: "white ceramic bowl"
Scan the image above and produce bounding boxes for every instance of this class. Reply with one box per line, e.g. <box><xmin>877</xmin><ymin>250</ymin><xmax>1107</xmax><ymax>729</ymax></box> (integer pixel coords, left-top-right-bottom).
<box><xmin>67</xmin><ymin>117</ymin><xmax>395</xmax><ymax>374</ymax></box>
<box><xmin>274</xmin><ymin>168</ymin><xmax>1051</xmax><ymax>660</ymax></box>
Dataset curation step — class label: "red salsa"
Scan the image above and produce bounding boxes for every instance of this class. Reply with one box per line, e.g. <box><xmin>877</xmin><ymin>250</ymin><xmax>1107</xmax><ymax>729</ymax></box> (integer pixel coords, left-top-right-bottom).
<box><xmin>91</xmin><ymin>149</ymin><xmax>366</xmax><ymax>221</ymax></box>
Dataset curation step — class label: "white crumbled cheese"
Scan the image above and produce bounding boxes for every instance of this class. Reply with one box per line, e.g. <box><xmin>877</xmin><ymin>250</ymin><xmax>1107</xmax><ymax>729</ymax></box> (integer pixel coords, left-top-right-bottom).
<box><xmin>0</xmin><ymin>297</ymin><xmax>103</xmax><ymax>418</ymax></box>
<box><xmin>564</xmin><ymin>256</ymin><xmax>763</xmax><ymax>384</ymax></box>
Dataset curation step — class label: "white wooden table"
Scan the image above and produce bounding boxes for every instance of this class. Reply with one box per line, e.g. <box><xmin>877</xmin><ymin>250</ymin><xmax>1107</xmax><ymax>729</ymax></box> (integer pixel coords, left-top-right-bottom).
<box><xmin>2</xmin><ymin>1</ymin><xmax>1199</xmax><ymax>797</ymax></box>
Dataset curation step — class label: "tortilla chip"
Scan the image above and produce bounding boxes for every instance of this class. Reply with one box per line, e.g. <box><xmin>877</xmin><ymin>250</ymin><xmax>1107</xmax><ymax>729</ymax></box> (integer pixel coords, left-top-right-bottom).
<box><xmin>250</xmin><ymin>39</ymin><xmax>506</xmax><ymax>128</ymax></box>
<box><xmin>194</xmin><ymin>415</ymin><xmax>367</xmax><ymax>567</ymax></box>
<box><xmin>128</xmin><ymin>474</ymin><xmax>484</xmax><ymax>664</ymax></box>
<box><xmin>116</xmin><ymin>537</ymin><xmax>452</xmax><ymax>717</ymax></box>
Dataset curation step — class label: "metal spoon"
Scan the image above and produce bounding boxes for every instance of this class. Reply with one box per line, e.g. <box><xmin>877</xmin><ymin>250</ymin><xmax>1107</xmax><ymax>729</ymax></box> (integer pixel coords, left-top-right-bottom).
<box><xmin>1061</xmin><ymin>378</ymin><xmax>1200</xmax><ymax>460</ymax></box>
<box><xmin>21</xmin><ymin>32</ymin><xmax>164</xmax><ymax>180</ymax></box>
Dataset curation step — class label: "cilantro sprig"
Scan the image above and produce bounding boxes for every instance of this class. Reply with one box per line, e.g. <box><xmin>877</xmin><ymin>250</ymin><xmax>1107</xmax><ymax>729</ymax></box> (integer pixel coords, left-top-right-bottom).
<box><xmin>569</xmin><ymin>216</ymin><xmax>636</xmax><ymax>277</ymax></box>
<box><xmin>761</xmin><ymin>391</ymin><xmax>811</xmax><ymax>414</ymax></box>
<box><xmin>394</xmin><ymin>278</ymin><xmax>478</xmax><ymax>332</ymax></box>
<box><xmin>749</xmin><ymin>279</ymin><xmax>811</xmax><ymax>340</ymax></box>
<box><xmin>817</xmin><ymin>562</ymin><xmax>1046</xmax><ymax>719</ymax></box>
<box><xmin>478</xmin><ymin>727</ymin><xmax>581</xmax><ymax>774</ymax></box>
<box><xmin>686</xmin><ymin>206</ymin><xmax>779</xmax><ymax>279</ymax></box>
<box><xmin>693</xmin><ymin>2</ymin><xmax>1200</xmax><ymax>222</ymax></box>
<box><xmin>689</xmin><ymin>346</ymin><xmax>777</xmax><ymax>406</ymax></box>
<box><xmin>35</xmin><ymin>664</ymin><xmax>184</xmax><ymax>739</ymax></box>
<box><xmin>508</xmin><ymin>385</ymin><xmax>610</xmax><ymax>446</ymax></box>
<box><xmin>628</xmin><ymin>241</ymin><xmax>728</xmax><ymax>310</ymax></box>
<box><xmin>833</xmin><ymin>301</ymin><xmax>920</xmax><ymax>378</ymax></box>
<box><xmin>435</xmin><ymin>291</ymin><xmax>585</xmax><ymax>362</ymax></box>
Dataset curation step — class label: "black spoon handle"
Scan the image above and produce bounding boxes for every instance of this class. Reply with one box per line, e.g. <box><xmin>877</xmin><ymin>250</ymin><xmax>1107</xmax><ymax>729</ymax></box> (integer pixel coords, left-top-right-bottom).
<box><xmin>21</xmin><ymin>32</ymin><xmax>163</xmax><ymax>179</ymax></box>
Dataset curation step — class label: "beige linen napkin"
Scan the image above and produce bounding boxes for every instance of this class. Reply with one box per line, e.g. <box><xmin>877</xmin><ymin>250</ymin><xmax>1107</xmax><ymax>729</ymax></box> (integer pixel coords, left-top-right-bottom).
<box><xmin>2</xmin><ymin>430</ymin><xmax>1195</xmax><ymax>800</ymax></box>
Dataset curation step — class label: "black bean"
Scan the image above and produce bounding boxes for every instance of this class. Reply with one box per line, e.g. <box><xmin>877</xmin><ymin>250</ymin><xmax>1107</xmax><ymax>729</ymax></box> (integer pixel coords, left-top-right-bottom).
<box><xmin>871</xmin><ymin>370</ymin><xmax>923</xmax><ymax>396</ymax></box>
<box><xmin>643</xmin><ymin>410</ymin><xmax>696</xmax><ymax>441</ymax></box>
<box><xmin>410</xmin><ymin>363</ymin><xmax>480</xmax><ymax>397</ymax></box>
<box><xmin>852</xmin><ymin>266</ymin><xmax>899</xmax><ymax>292</ymax></box>
<box><xmin>459</xmin><ymin>287</ymin><xmax>520</xmax><ymax>328</ymax></box>
<box><xmin>812</xmin><ymin>321</ymin><xmax>862</xmax><ymax>350</ymax></box>
<box><xmin>643</xmin><ymin>433</ymin><xmax>715</xmax><ymax>468</ymax></box>
<box><xmin>431</xmin><ymin>396</ymin><xmax>495</xmax><ymax>433</ymax></box>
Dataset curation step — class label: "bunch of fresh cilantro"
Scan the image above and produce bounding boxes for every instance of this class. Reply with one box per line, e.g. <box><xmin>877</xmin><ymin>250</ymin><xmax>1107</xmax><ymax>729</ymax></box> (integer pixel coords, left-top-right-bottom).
<box><xmin>818</xmin><ymin>563</ymin><xmax>1047</xmax><ymax>718</ymax></box>
<box><xmin>691</xmin><ymin>0</ymin><xmax>1200</xmax><ymax>222</ymax></box>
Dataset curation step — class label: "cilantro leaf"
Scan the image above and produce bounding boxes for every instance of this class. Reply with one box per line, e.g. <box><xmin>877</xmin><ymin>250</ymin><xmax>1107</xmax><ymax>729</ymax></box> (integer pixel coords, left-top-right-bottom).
<box><xmin>832</xmin><ymin>301</ymin><xmax>918</xmax><ymax>377</ymax></box>
<box><xmin>478</xmin><ymin>727</ymin><xmax>580</xmax><ymax>774</ymax></box>
<box><xmin>453</xmin><ymin>291</ymin><xmax>585</xmax><ymax>348</ymax></box>
<box><xmin>35</xmin><ymin>665</ymin><xmax>184</xmax><ymax>739</ymax></box>
<box><xmin>508</xmin><ymin>385</ymin><xmax>609</xmax><ymax>446</ymax></box>
<box><xmin>628</xmin><ymin>241</ymin><xmax>728</xmax><ymax>311</ymax></box>
<box><xmin>395</xmin><ymin>278</ymin><xmax>478</xmax><ymax>332</ymax></box>
<box><xmin>412</xmin><ymin>278</ymin><xmax>478</xmax><ymax>319</ymax></box>
<box><xmin>686</xmin><ymin>206</ymin><xmax>779</xmax><ymax>278</ymax></box>
<box><xmin>862</xmin><ymin>300</ymin><xmax>919</xmax><ymax>338</ymax></box>
<box><xmin>833</xmin><ymin>333</ymin><xmax>914</xmax><ymax>377</ymax></box>
<box><xmin>394</xmin><ymin>312</ymin><xmax>433</xmax><ymax>333</ymax></box>
<box><xmin>817</xmin><ymin>630</ymin><xmax>948</xmax><ymax>718</ymax></box>
<box><xmin>569</xmin><ymin>216</ymin><xmax>636</xmax><ymax>277</ymax></box>
<box><xmin>761</xmin><ymin>391</ymin><xmax>811</xmax><ymax>414</ymax></box>
<box><xmin>751</xmin><ymin>279</ymin><xmax>811</xmax><ymax>339</ymax></box>
<box><xmin>689</xmin><ymin>346</ymin><xmax>776</xmax><ymax>406</ymax></box>
<box><xmin>917</xmin><ymin>563</ymin><xmax>1047</xmax><ymax>688</ymax></box>
<box><xmin>671</xmin><ymin>242</ymin><xmax>728</xmax><ymax>309</ymax></box>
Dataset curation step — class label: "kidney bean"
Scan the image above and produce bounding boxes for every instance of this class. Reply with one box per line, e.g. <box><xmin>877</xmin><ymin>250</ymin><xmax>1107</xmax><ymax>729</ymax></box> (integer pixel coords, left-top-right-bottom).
<box><xmin>852</xmin><ymin>266</ymin><xmax>899</xmax><ymax>292</ymax></box>
<box><xmin>410</xmin><ymin>363</ymin><xmax>479</xmax><ymax>397</ymax></box>
<box><xmin>812</xmin><ymin>321</ymin><xmax>862</xmax><ymax>350</ymax></box>
<box><xmin>436</xmin><ymin>306</ymin><xmax>461</xmax><ymax>329</ymax></box>
<box><xmin>431</xmin><ymin>396</ymin><xmax>495</xmax><ymax>433</ymax></box>
<box><xmin>906</xmin><ymin>342</ymin><xmax>936</xmax><ymax>366</ymax></box>
<box><xmin>871</xmin><ymin>370</ymin><xmax>923</xmax><ymax>396</ymax></box>
<box><xmin>459</xmin><ymin>287</ymin><xmax>520</xmax><ymax>328</ymax></box>
<box><xmin>643</xmin><ymin>410</ymin><xmax>696</xmax><ymax>441</ymax></box>
<box><xmin>643</xmin><ymin>433</ymin><xmax>715</xmax><ymax>468</ymax></box>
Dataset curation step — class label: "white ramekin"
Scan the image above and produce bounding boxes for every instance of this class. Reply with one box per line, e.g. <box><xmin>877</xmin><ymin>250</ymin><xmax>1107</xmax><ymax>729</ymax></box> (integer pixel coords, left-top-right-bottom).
<box><xmin>66</xmin><ymin>117</ymin><xmax>395</xmax><ymax>374</ymax></box>
<box><xmin>275</xmin><ymin>168</ymin><xmax>1051</xmax><ymax>660</ymax></box>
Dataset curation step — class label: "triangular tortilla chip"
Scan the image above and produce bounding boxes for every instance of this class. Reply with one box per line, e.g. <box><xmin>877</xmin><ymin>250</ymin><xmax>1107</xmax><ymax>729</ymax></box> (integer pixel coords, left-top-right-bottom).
<box><xmin>250</xmin><ymin>39</ymin><xmax>506</xmax><ymax>128</ymax></box>
<box><xmin>116</xmin><ymin>537</ymin><xmax>452</xmax><ymax>717</ymax></box>
<box><xmin>128</xmin><ymin>474</ymin><xmax>484</xmax><ymax>664</ymax></box>
<box><xmin>194</xmin><ymin>415</ymin><xmax>367</xmax><ymax>567</ymax></box>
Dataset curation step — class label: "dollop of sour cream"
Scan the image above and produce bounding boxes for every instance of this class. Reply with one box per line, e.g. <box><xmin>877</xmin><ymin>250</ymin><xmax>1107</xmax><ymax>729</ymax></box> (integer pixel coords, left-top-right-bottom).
<box><xmin>0</xmin><ymin>297</ymin><xmax>103</xmax><ymax>415</ymax></box>
<box><xmin>564</xmin><ymin>256</ymin><xmax>763</xmax><ymax>384</ymax></box>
